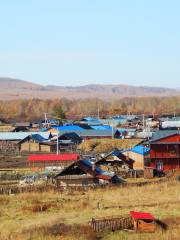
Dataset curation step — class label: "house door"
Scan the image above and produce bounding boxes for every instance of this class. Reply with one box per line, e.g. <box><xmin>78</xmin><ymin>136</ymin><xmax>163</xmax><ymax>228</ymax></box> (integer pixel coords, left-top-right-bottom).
<box><xmin>156</xmin><ymin>161</ymin><xmax>163</xmax><ymax>171</ymax></box>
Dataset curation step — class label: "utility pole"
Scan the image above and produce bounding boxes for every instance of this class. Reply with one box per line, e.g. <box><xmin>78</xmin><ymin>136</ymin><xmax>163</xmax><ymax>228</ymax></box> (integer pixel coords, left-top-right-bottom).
<box><xmin>44</xmin><ymin>113</ymin><xmax>48</xmax><ymax>128</ymax></box>
<box><xmin>111</xmin><ymin>125</ymin><xmax>114</xmax><ymax>139</ymax></box>
<box><xmin>56</xmin><ymin>131</ymin><xmax>59</xmax><ymax>155</ymax></box>
<box><xmin>97</xmin><ymin>107</ymin><xmax>100</xmax><ymax>120</ymax></box>
<box><xmin>143</xmin><ymin>114</ymin><xmax>145</xmax><ymax>131</ymax></box>
<box><xmin>97</xmin><ymin>103</ymin><xmax>100</xmax><ymax>120</ymax></box>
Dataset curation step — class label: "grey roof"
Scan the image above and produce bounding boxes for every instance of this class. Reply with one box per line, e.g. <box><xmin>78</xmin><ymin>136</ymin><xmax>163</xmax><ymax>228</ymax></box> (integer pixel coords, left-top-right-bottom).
<box><xmin>149</xmin><ymin>130</ymin><xmax>179</xmax><ymax>143</ymax></box>
<box><xmin>159</xmin><ymin>117</ymin><xmax>180</xmax><ymax>122</ymax></box>
<box><xmin>0</xmin><ymin>132</ymin><xmax>52</xmax><ymax>141</ymax></box>
<box><xmin>59</xmin><ymin>132</ymin><xmax>82</xmax><ymax>142</ymax></box>
<box><xmin>58</xmin><ymin>129</ymin><xmax>118</xmax><ymax>137</ymax></box>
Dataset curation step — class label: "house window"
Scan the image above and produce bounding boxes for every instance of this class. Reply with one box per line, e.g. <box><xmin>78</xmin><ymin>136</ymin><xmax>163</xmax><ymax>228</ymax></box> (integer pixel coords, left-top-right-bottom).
<box><xmin>156</xmin><ymin>161</ymin><xmax>163</xmax><ymax>171</ymax></box>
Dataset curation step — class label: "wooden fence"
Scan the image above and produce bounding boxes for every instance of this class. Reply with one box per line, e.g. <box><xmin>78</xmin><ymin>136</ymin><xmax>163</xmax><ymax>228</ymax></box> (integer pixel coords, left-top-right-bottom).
<box><xmin>90</xmin><ymin>215</ymin><xmax>133</xmax><ymax>232</ymax></box>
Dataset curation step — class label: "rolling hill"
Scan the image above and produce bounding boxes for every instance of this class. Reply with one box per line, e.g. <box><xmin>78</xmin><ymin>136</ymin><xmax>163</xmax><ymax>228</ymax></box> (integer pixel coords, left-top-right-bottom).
<box><xmin>0</xmin><ymin>77</ymin><xmax>179</xmax><ymax>100</ymax></box>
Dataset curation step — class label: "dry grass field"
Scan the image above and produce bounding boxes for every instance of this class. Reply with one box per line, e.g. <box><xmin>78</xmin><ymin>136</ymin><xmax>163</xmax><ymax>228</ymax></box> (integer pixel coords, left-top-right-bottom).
<box><xmin>78</xmin><ymin>138</ymin><xmax>143</xmax><ymax>153</ymax></box>
<box><xmin>0</xmin><ymin>180</ymin><xmax>180</xmax><ymax>240</ymax></box>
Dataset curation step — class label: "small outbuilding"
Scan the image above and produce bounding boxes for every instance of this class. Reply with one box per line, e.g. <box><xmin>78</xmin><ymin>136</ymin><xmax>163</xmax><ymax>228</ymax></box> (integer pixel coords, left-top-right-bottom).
<box><xmin>130</xmin><ymin>211</ymin><xmax>156</xmax><ymax>232</ymax></box>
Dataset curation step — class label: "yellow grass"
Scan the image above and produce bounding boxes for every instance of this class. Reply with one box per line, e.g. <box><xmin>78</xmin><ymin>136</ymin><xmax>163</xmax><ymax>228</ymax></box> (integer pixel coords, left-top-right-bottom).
<box><xmin>78</xmin><ymin>138</ymin><xmax>143</xmax><ymax>153</ymax></box>
<box><xmin>0</xmin><ymin>180</ymin><xmax>180</xmax><ymax>239</ymax></box>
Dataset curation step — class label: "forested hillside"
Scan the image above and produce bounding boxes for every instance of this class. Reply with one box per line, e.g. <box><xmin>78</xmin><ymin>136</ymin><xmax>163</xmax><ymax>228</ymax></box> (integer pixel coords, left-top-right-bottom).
<box><xmin>0</xmin><ymin>96</ymin><xmax>179</xmax><ymax>121</ymax></box>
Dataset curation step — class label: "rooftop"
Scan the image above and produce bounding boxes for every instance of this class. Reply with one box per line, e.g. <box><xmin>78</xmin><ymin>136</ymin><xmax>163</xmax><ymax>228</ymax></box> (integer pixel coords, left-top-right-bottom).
<box><xmin>130</xmin><ymin>211</ymin><xmax>155</xmax><ymax>220</ymax></box>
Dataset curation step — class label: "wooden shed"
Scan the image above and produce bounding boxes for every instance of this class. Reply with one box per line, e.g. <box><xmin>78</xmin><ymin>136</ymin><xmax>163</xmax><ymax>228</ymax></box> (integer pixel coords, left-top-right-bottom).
<box><xmin>130</xmin><ymin>211</ymin><xmax>156</xmax><ymax>232</ymax></box>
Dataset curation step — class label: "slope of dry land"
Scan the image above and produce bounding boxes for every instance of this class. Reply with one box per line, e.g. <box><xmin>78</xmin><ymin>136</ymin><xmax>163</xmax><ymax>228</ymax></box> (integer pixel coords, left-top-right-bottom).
<box><xmin>0</xmin><ymin>179</ymin><xmax>180</xmax><ymax>240</ymax></box>
<box><xmin>78</xmin><ymin>138</ymin><xmax>143</xmax><ymax>153</ymax></box>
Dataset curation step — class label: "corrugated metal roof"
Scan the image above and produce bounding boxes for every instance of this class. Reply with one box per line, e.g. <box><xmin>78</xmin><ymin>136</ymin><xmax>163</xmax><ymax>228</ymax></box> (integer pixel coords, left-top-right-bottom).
<box><xmin>59</xmin><ymin>132</ymin><xmax>82</xmax><ymax>141</ymax></box>
<box><xmin>19</xmin><ymin>134</ymin><xmax>48</xmax><ymax>143</ymax></box>
<box><xmin>91</xmin><ymin>125</ymin><xmax>112</xmax><ymax>130</ymax></box>
<box><xmin>57</xmin><ymin>129</ymin><xmax>118</xmax><ymax>137</ymax></box>
<box><xmin>55</xmin><ymin>159</ymin><xmax>115</xmax><ymax>180</ymax></box>
<box><xmin>53</xmin><ymin>125</ymin><xmax>84</xmax><ymax>131</ymax></box>
<box><xmin>159</xmin><ymin>117</ymin><xmax>180</xmax><ymax>122</ymax></box>
<box><xmin>162</xmin><ymin>120</ymin><xmax>180</xmax><ymax>128</ymax></box>
<box><xmin>0</xmin><ymin>132</ymin><xmax>51</xmax><ymax>141</ymax></box>
<box><xmin>150</xmin><ymin>130</ymin><xmax>179</xmax><ymax>143</ymax></box>
<box><xmin>78</xmin><ymin>159</ymin><xmax>114</xmax><ymax>179</ymax></box>
<box><xmin>100</xmin><ymin>119</ymin><xmax>126</xmax><ymax>125</ymax></box>
<box><xmin>28</xmin><ymin>154</ymin><xmax>80</xmax><ymax>162</ymax></box>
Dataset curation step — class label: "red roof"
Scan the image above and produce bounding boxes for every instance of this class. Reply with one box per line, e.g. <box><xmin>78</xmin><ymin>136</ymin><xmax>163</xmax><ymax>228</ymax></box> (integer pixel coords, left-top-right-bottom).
<box><xmin>130</xmin><ymin>211</ymin><xmax>155</xmax><ymax>220</ymax></box>
<box><xmin>28</xmin><ymin>154</ymin><xmax>80</xmax><ymax>162</ymax></box>
<box><xmin>96</xmin><ymin>174</ymin><xmax>112</xmax><ymax>180</ymax></box>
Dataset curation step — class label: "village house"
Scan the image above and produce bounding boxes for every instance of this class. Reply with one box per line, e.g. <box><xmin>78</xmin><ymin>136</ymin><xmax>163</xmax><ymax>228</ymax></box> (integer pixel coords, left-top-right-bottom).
<box><xmin>96</xmin><ymin>150</ymin><xmax>134</xmax><ymax>170</ymax></box>
<box><xmin>58</xmin><ymin>132</ymin><xmax>82</xmax><ymax>145</ymax></box>
<box><xmin>28</xmin><ymin>153</ymin><xmax>80</xmax><ymax>170</ymax></box>
<box><xmin>159</xmin><ymin>117</ymin><xmax>180</xmax><ymax>130</ymax></box>
<box><xmin>148</xmin><ymin>131</ymin><xmax>180</xmax><ymax>172</ymax></box>
<box><xmin>18</xmin><ymin>134</ymin><xmax>56</xmax><ymax>152</ymax></box>
<box><xmin>49</xmin><ymin>125</ymin><xmax>121</xmax><ymax>139</ymax></box>
<box><xmin>55</xmin><ymin>159</ymin><xmax>123</xmax><ymax>187</ymax></box>
<box><xmin>48</xmin><ymin>132</ymin><xmax>82</xmax><ymax>152</ymax></box>
<box><xmin>0</xmin><ymin>132</ymin><xmax>52</xmax><ymax>154</ymax></box>
<box><xmin>123</xmin><ymin>145</ymin><xmax>150</xmax><ymax>170</ymax></box>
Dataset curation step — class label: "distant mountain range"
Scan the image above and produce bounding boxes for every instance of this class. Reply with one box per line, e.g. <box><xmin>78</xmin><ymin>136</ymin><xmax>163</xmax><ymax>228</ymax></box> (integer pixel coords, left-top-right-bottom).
<box><xmin>0</xmin><ymin>77</ymin><xmax>179</xmax><ymax>100</ymax></box>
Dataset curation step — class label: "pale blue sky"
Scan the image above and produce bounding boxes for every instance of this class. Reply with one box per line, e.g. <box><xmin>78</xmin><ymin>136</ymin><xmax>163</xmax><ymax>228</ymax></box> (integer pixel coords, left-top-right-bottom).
<box><xmin>0</xmin><ymin>0</ymin><xmax>180</xmax><ymax>87</ymax></box>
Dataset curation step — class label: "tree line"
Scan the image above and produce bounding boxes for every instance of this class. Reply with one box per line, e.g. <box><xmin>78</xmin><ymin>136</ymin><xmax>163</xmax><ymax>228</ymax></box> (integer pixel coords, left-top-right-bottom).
<box><xmin>0</xmin><ymin>96</ymin><xmax>179</xmax><ymax>122</ymax></box>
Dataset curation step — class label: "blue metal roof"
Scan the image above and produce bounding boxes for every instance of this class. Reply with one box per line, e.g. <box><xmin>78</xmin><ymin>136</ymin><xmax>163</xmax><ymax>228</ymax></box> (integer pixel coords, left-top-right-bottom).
<box><xmin>112</xmin><ymin>150</ymin><xmax>122</xmax><ymax>157</ymax></box>
<box><xmin>30</xmin><ymin>134</ymin><xmax>48</xmax><ymax>142</ymax></box>
<box><xmin>80</xmin><ymin>159</ymin><xmax>114</xmax><ymax>177</ymax></box>
<box><xmin>53</xmin><ymin>125</ymin><xmax>84</xmax><ymax>131</ymax></box>
<box><xmin>129</xmin><ymin>146</ymin><xmax>150</xmax><ymax>155</ymax></box>
<box><xmin>91</xmin><ymin>125</ymin><xmax>112</xmax><ymax>130</ymax></box>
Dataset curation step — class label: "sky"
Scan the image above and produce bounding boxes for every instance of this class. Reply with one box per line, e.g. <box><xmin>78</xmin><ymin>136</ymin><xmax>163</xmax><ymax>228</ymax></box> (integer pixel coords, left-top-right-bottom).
<box><xmin>0</xmin><ymin>0</ymin><xmax>180</xmax><ymax>88</ymax></box>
